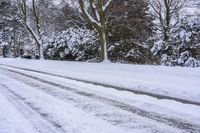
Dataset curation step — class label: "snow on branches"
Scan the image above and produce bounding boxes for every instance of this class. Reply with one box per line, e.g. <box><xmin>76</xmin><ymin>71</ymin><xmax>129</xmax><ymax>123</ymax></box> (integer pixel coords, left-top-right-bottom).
<box><xmin>43</xmin><ymin>28</ymin><xmax>99</xmax><ymax>61</ymax></box>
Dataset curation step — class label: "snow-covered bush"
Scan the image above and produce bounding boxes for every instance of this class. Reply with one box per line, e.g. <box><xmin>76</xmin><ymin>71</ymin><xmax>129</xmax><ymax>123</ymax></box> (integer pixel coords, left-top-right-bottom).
<box><xmin>184</xmin><ymin>57</ymin><xmax>199</xmax><ymax>67</ymax></box>
<box><xmin>43</xmin><ymin>28</ymin><xmax>99</xmax><ymax>61</ymax></box>
<box><xmin>152</xmin><ymin>17</ymin><xmax>200</xmax><ymax>67</ymax></box>
<box><xmin>108</xmin><ymin>39</ymin><xmax>157</xmax><ymax>64</ymax></box>
<box><xmin>161</xmin><ymin>54</ymin><xmax>172</xmax><ymax>66</ymax></box>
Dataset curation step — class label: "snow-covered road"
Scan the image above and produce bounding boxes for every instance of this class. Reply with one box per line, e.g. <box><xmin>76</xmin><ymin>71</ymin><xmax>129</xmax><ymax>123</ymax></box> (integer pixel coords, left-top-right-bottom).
<box><xmin>1</xmin><ymin>58</ymin><xmax>200</xmax><ymax>104</ymax></box>
<box><xmin>0</xmin><ymin>60</ymin><xmax>200</xmax><ymax>133</ymax></box>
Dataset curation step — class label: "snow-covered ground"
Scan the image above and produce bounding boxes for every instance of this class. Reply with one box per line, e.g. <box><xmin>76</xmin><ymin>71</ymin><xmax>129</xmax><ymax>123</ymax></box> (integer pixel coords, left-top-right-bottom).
<box><xmin>0</xmin><ymin>90</ymin><xmax>38</xmax><ymax>133</ymax></box>
<box><xmin>0</xmin><ymin>58</ymin><xmax>200</xmax><ymax>103</ymax></box>
<box><xmin>0</xmin><ymin>58</ymin><xmax>200</xmax><ymax>133</ymax></box>
<box><xmin>0</xmin><ymin>74</ymin><xmax>131</xmax><ymax>133</ymax></box>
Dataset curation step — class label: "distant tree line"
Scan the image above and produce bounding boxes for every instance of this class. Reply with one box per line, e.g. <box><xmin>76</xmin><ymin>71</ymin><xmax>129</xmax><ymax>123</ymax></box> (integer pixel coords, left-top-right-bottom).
<box><xmin>0</xmin><ymin>0</ymin><xmax>199</xmax><ymax>67</ymax></box>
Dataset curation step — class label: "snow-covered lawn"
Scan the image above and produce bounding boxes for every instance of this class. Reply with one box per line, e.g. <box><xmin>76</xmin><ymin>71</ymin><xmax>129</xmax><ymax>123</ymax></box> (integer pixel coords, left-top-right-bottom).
<box><xmin>0</xmin><ymin>58</ymin><xmax>199</xmax><ymax>103</ymax></box>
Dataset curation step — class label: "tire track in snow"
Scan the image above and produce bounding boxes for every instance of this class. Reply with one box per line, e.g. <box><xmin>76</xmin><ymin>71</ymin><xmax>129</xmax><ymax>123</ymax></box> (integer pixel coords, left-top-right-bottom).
<box><xmin>2</xmin><ymin>68</ymin><xmax>200</xmax><ymax>133</ymax></box>
<box><xmin>1</xmin><ymin>64</ymin><xmax>200</xmax><ymax>107</ymax></box>
<box><xmin>1</xmin><ymin>70</ymin><xmax>171</xmax><ymax>133</ymax></box>
<box><xmin>0</xmin><ymin>84</ymin><xmax>65</xmax><ymax>133</ymax></box>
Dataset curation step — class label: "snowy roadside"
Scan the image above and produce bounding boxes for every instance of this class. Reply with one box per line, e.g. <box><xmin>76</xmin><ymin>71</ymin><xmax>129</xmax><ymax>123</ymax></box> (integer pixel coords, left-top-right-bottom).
<box><xmin>0</xmin><ymin>58</ymin><xmax>200</xmax><ymax>104</ymax></box>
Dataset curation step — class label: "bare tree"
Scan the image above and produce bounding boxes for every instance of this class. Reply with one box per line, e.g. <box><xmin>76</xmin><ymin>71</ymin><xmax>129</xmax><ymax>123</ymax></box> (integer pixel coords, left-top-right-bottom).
<box><xmin>148</xmin><ymin>0</ymin><xmax>186</xmax><ymax>41</ymax></box>
<box><xmin>15</xmin><ymin>0</ymin><xmax>44</xmax><ymax>59</ymax></box>
<box><xmin>79</xmin><ymin>0</ymin><xmax>112</xmax><ymax>62</ymax></box>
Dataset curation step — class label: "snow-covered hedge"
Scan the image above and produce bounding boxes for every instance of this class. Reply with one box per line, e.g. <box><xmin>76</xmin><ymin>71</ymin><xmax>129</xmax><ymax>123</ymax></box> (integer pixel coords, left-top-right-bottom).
<box><xmin>152</xmin><ymin>17</ymin><xmax>200</xmax><ymax>67</ymax></box>
<box><xmin>43</xmin><ymin>28</ymin><xmax>99</xmax><ymax>61</ymax></box>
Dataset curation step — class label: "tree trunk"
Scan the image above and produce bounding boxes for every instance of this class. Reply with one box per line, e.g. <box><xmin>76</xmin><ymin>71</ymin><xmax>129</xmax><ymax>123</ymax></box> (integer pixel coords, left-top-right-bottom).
<box><xmin>99</xmin><ymin>28</ymin><xmax>109</xmax><ymax>62</ymax></box>
<box><xmin>39</xmin><ymin>43</ymin><xmax>44</xmax><ymax>60</ymax></box>
<box><xmin>163</xmin><ymin>28</ymin><xmax>169</xmax><ymax>41</ymax></box>
<box><xmin>25</xmin><ymin>23</ymin><xmax>44</xmax><ymax>60</ymax></box>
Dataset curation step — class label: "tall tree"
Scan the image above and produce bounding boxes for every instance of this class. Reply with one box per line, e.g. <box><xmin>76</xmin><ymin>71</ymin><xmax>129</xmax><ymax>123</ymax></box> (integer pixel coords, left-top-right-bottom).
<box><xmin>107</xmin><ymin>0</ymin><xmax>155</xmax><ymax>64</ymax></box>
<box><xmin>79</xmin><ymin>0</ymin><xmax>112</xmax><ymax>62</ymax></box>
<box><xmin>16</xmin><ymin>0</ymin><xmax>44</xmax><ymax>59</ymax></box>
<box><xmin>108</xmin><ymin>0</ymin><xmax>154</xmax><ymax>43</ymax></box>
<box><xmin>148</xmin><ymin>0</ymin><xmax>186</xmax><ymax>41</ymax></box>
